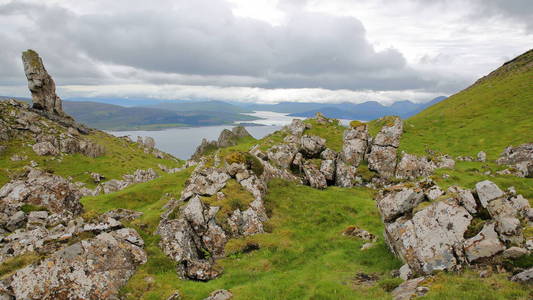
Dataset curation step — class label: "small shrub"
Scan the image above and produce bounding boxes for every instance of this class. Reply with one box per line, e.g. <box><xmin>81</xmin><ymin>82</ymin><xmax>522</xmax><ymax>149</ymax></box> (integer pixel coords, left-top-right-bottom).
<box><xmin>349</xmin><ymin>120</ymin><xmax>365</xmax><ymax>128</ymax></box>
<box><xmin>378</xmin><ymin>277</ymin><xmax>403</xmax><ymax>292</ymax></box>
<box><xmin>20</xmin><ymin>204</ymin><xmax>48</xmax><ymax>213</ymax></box>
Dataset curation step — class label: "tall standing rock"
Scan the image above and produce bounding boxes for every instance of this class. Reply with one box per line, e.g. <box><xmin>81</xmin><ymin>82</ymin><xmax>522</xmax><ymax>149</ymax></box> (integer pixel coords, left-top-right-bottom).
<box><xmin>21</xmin><ymin>50</ymin><xmax>65</xmax><ymax>116</ymax></box>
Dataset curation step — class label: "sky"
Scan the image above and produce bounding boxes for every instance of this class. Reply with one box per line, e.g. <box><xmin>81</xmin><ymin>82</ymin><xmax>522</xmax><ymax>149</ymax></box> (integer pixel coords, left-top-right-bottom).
<box><xmin>0</xmin><ymin>0</ymin><xmax>531</xmax><ymax>105</ymax></box>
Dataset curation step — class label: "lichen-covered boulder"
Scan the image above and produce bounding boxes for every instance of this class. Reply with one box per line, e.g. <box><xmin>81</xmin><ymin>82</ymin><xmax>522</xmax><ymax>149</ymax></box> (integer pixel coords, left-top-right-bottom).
<box><xmin>340</xmin><ymin>124</ymin><xmax>369</xmax><ymax>166</ymax></box>
<box><xmin>395</xmin><ymin>153</ymin><xmax>435</xmax><ymax>180</ymax></box>
<box><xmin>285</xmin><ymin>119</ymin><xmax>308</xmax><ymax>136</ymax></box>
<box><xmin>376</xmin><ymin>186</ymin><xmax>425</xmax><ymax>222</ymax></box>
<box><xmin>0</xmin><ymin>168</ymin><xmax>83</xmax><ymax>216</ymax></box>
<box><xmin>334</xmin><ymin>159</ymin><xmax>357</xmax><ymax>187</ymax></box>
<box><xmin>367</xmin><ymin>145</ymin><xmax>398</xmax><ymax>178</ymax></box>
<box><xmin>0</xmin><ymin>231</ymin><xmax>146</xmax><ymax>299</ymax></box>
<box><xmin>32</xmin><ymin>141</ymin><xmax>59</xmax><ymax>156</ymax></box>
<box><xmin>300</xmin><ymin>135</ymin><xmax>326</xmax><ymax>157</ymax></box>
<box><xmin>463</xmin><ymin>222</ymin><xmax>505</xmax><ymax>262</ymax></box>
<box><xmin>302</xmin><ymin>161</ymin><xmax>327</xmax><ymax>189</ymax></box>
<box><xmin>267</xmin><ymin>143</ymin><xmax>300</xmax><ymax>169</ymax></box>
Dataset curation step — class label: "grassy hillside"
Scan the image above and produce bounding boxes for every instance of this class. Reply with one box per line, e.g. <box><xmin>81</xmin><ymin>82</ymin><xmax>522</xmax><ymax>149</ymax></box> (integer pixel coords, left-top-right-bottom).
<box><xmin>400</xmin><ymin>49</ymin><xmax>533</xmax><ymax>159</ymax></box>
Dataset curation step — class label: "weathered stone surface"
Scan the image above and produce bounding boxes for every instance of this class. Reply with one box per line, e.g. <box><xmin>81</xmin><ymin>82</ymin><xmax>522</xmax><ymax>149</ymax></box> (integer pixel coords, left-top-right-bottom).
<box><xmin>511</xmin><ymin>267</ymin><xmax>533</xmax><ymax>284</ymax></box>
<box><xmin>267</xmin><ymin>143</ymin><xmax>299</xmax><ymax>169</ymax></box>
<box><xmin>21</xmin><ymin>50</ymin><xmax>64</xmax><ymax>116</ymax></box>
<box><xmin>32</xmin><ymin>141</ymin><xmax>59</xmax><ymax>156</ymax></box>
<box><xmin>377</xmin><ymin>187</ymin><xmax>425</xmax><ymax>222</ymax></box>
<box><xmin>0</xmin><ymin>168</ymin><xmax>83</xmax><ymax>216</ymax></box>
<box><xmin>448</xmin><ymin>186</ymin><xmax>478</xmax><ymax>214</ymax></box>
<box><xmin>302</xmin><ymin>162</ymin><xmax>327</xmax><ymax>189</ymax></box>
<box><xmin>475</xmin><ymin>180</ymin><xmax>505</xmax><ymax>207</ymax></box>
<box><xmin>231</xmin><ymin>126</ymin><xmax>252</xmax><ymax>139</ymax></box>
<box><xmin>373</xmin><ymin>116</ymin><xmax>403</xmax><ymax>148</ymax></box>
<box><xmin>218</xmin><ymin>129</ymin><xmax>238</xmax><ymax>148</ymax></box>
<box><xmin>395</xmin><ymin>153</ymin><xmax>434</xmax><ymax>180</ymax></box>
<box><xmin>497</xmin><ymin>143</ymin><xmax>533</xmax><ymax>165</ymax></box>
<box><xmin>320</xmin><ymin>158</ymin><xmax>336</xmax><ymax>181</ymax></box>
<box><xmin>367</xmin><ymin>145</ymin><xmax>398</xmax><ymax>178</ymax></box>
<box><xmin>340</xmin><ymin>124</ymin><xmax>369</xmax><ymax>166</ymax></box>
<box><xmin>300</xmin><ymin>135</ymin><xmax>326</xmax><ymax>157</ymax></box>
<box><xmin>180</xmin><ymin>167</ymin><xmax>230</xmax><ymax>201</ymax></box>
<box><xmin>335</xmin><ymin>159</ymin><xmax>357</xmax><ymax>187</ymax></box>
<box><xmin>502</xmin><ymin>247</ymin><xmax>529</xmax><ymax>259</ymax></box>
<box><xmin>204</xmin><ymin>289</ymin><xmax>233</xmax><ymax>300</ymax></box>
<box><xmin>0</xmin><ymin>231</ymin><xmax>146</xmax><ymax>300</ymax></box>
<box><xmin>391</xmin><ymin>277</ymin><xmax>427</xmax><ymax>300</ymax></box>
<box><xmin>464</xmin><ymin>222</ymin><xmax>505</xmax><ymax>262</ymax></box>
<box><xmin>286</xmin><ymin>119</ymin><xmax>308</xmax><ymax>136</ymax></box>
<box><xmin>384</xmin><ymin>200</ymin><xmax>472</xmax><ymax>274</ymax></box>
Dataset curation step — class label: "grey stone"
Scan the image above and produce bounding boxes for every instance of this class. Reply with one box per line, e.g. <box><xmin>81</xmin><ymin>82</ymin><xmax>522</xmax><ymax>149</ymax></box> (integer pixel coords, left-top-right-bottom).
<box><xmin>463</xmin><ymin>222</ymin><xmax>505</xmax><ymax>262</ymax></box>
<box><xmin>475</xmin><ymin>180</ymin><xmax>505</xmax><ymax>207</ymax></box>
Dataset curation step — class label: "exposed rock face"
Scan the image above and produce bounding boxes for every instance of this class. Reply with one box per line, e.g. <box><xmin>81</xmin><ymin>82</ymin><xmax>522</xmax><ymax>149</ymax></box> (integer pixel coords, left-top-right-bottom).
<box><xmin>192</xmin><ymin>126</ymin><xmax>253</xmax><ymax>160</ymax></box>
<box><xmin>0</xmin><ymin>230</ymin><xmax>146</xmax><ymax>300</ymax></box>
<box><xmin>32</xmin><ymin>141</ymin><xmax>59</xmax><ymax>156</ymax></box>
<box><xmin>300</xmin><ymin>135</ymin><xmax>326</xmax><ymax>157</ymax></box>
<box><xmin>285</xmin><ymin>119</ymin><xmax>308</xmax><ymax>136</ymax></box>
<box><xmin>340</xmin><ymin>124</ymin><xmax>369</xmax><ymax>166</ymax></box>
<box><xmin>0</xmin><ymin>168</ymin><xmax>83</xmax><ymax>216</ymax></box>
<box><xmin>367</xmin><ymin>116</ymin><xmax>403</xmax><ymax>178</ymax></box>
<box><xmin>22</xmin><ymin>50</ymin><xmax>64</xmax><ymax>116</ymax></box>
<box><xmin>381</xmin><ymin>180</ymin><xmax>531</xmax><ymax>277</ymax></box>
<box><xmin>334</xmin><ymin>159</ymin><xmax>358</xmax><ymax>187</ymax></box>
<box><xmin>511</xmin><ymin>267</ymin><xmax>533</xmax><ymax>283</ymax></box>
<box><xmin>268</xmin><ymin>143</ymin><xmax>300</xmax><ymax>169</ymax></box>
<box><xmin>302</xmin><ymin>161</ymin><xmax>327</xmax><ymax>189</ymax></box>
<box><xmin>158</xmin><ymin>160</ymin><xmax>268</xmax><ymax>281</ymax></box>
<box><xmin>497</xmin><ymin>143</ymin><xmax>533</xmax><ymax>177</ymax></box>
<box><xmin>395</xmin><ymin>153</ymin><xmax>435</xmax><ymax>180</ymax></box>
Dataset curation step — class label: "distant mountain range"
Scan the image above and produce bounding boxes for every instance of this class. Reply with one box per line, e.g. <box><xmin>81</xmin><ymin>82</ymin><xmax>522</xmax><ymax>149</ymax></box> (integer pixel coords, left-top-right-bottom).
<box><xmin>1</xmin><ymin>96</ymin><xmax>446</xmax><ymax>130</ymax></box>
<box><xmin>241</xmin><ymin>96</ymin><xmax>447</xmax><ymax>120</ymax></box>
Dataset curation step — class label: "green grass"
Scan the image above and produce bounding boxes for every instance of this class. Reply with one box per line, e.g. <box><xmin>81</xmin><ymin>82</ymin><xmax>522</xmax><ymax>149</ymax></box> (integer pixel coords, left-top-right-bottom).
<box><xmin>303</xmin><ymin>118</ymin><xmax>345</xmax><ymax>152</ymax></box>
<box><xmin>400</xmin><ymin>50</ymin><xmax>533</xmax><ymax>159</ymax></box>
<box><xmin>81</xmin><ymin>173</ymin><xmax>531</xmax><ymax>300</ymax></box>
<box><xmin>0</xmin><ymin>252</ymin><xmax>42</xmax><ymax>279</ymax></box>
<box><xmin>0</xmin><ymin>130</ymin><xmax>181</xmax><ymax>187</ymax></box>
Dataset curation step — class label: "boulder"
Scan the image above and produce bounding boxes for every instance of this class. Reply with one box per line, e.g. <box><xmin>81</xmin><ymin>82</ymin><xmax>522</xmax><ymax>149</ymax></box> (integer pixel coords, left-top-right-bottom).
<box><xmin>32</xmin><ymin>141</ymin><xmax>59</xmax><ymax>156</ymax></box>
<box><xmin>395</xmin><ymin>153</ymin><xmax>434</xmax><ymax>180</ymax></box>
<box><xmin>367</xmin><ymin>145</ymin><xmax>398</xmax><ymax>179</ymax></box>
<box><xmin>447</xmin><ymin>186</ymin><xmax>478</xmax><ymax>214</ymax></box>
<box><xmin>340</xmin><ymin>124</ymin><xmax>369</xmax><ymax>166</ymax></box>
<box><xmin>497</xmin><ymin>143</ymin><xmax>533</xmax><ymax>165</ymax></box>
<box><xmin>335</xmin><ymin>159</ymin><xmax>357</xmax><ymax>187</ymax></box>
<box><xmin>267</xmin><ymin>143</ymin><xmax>300</xmax><ymax>169</ymax></box>
<box><xmin>511</xmin><ymin>267</ymin><xmax>533</xmax><ymax>284</ymax></box>
<box><xmin>302</xmin><ymin>162</ymin><xmax>327</xmax><ymax>189</ymax></box>
<box><xmin>204</xmin><ymin>289</ymin><xmax>233</xmax><ymax>300</ymax></box>
<box><xmin>144</xmin><ymin>136</ymin><xmax>156</xmax><ymax>149</ymax></box>
<box><xmin>475</xmin><ymin>180</ymin><xmax>505</xmax><ymax>208</ymax></box>
<box><xmin>376</xmin><ymin>187</ymin><xmax>425</xmax><ymax>222</ymax></box>
<box><xmin>300</xmin><ymin>135</ymin><xmax>326</xmax><ymax>157</ymax></box>
<box><xmin>384</xmin><ymin>200</ymin><xmax>472</xmax><ymax>274</ymax></box>
<box><xmin>477</xmin><ymin>151</ymin><xmax>487</xmax><ymax>162</ymax></box>
<box><xmin>180</xmin><ymin>168</ymin><xmax>230</xmax><ymax>201</ymax></box>
<box><xmin>463</xmin><ymin>222</ymin><xmax>505</xmax><ymax>262</ymax></box>
<box><xmin>372</xmin><ymin>116</ymin><xmax>403</xmax><ymax>148</ymax></box>
<box><xmin>286</xmin><ymin>119</ymin><xmax>308</xmax><ymax>136</ymax></box>
<box><xmin>0</xmin><ymin>168</ymin><xmax>83</xmax><ymax>216</ymax></box>
<box><xmin>0</xmin><ymin>231</ymin><xmax>146</xmax><ymax>299</ymax></box>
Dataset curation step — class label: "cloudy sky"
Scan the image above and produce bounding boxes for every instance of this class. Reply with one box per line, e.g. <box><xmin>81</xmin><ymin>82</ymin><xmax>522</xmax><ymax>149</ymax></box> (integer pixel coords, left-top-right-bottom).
<box><xmin>0</xmin><ymin>0</ymin><xmax>531</xmax><ymax>105</ymax></box>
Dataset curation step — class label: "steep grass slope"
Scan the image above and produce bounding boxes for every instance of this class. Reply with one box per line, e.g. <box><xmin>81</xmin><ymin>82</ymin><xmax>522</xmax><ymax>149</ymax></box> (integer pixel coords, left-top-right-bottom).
<box><xmin>400</xmin><ymin>49</ymin><xmax>533</xmax><ymax>159</ymax></box>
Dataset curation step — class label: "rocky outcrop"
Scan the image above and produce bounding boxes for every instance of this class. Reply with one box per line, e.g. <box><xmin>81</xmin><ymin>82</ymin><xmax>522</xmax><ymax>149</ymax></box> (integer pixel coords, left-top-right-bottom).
<box><xmin>285</xmin><ymin>119</ymin><xmax>309</xmax><ymax>136</ymax></box>
<box><xmin>497</xmin><ymin>143</ymin><xmax>533</xmax><ymax>177</ymax></box>
<box><xmin>22</xmin><ymin>50</ymin><xmax>64</xmax><ymax>116</ymax></box>
<box><xmin>340</xmin><ymin>123</ymin><xmax>369</xmax><ymax>166</ymax></box>
<box><xmin>367</xmin><ymin>116</ymin><xmax>403</xmax><ymax>178</ymax></box>
<box><xmin>192</xmin><ymin>126</ymin><xmax>254</xmax><ymax>160</ymax></box>
<box><xmin>157</xmin><ymin>159</ymin><xmax>268</xmax><ymax>281</ymax></box>
<box><xmin>0</xmin><ymin>168</ymin><xmax>83</xmax><ymax>217</ymax></box>
<box><xmin>0</xmin><ymin>229</ymin><xmax>146</xmax><ymax>299</ymax></box>
<box><xmin>381</xmin><ymin>180</ymin><xmax>532</xmax><ymax>277</ymax></box>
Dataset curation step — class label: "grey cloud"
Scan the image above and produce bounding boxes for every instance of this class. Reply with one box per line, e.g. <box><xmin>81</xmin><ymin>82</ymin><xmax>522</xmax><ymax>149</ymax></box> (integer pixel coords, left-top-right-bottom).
<box><xmin>0</xmin><ymin>0</ymin><xmax>436</xmax><ymax>92</ymax></box>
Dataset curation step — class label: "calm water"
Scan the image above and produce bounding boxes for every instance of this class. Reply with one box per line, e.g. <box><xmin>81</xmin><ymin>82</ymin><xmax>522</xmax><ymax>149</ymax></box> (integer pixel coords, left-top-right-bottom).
<box><xmin>109</xmin><ymin>111</ymin><xmax>296</xmax><ymax>159</ymax></box>
<box><xmin>109</xmin><ymin>111</ymin><xmax>351</xmax><ymax>160</ymax></box>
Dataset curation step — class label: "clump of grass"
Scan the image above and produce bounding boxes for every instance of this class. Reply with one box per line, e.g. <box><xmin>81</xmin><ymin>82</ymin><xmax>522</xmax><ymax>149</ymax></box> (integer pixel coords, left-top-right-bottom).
<box><xmin>0</xmin><ymin>252</ymin><xmax>42</xmax><ymax>279</ymax></box>
<box><xmin>357</xmin><ymin>162</ymin><xmax>377</xmax><ymax>182</ymax></box>
<box><xmin>224</xmin><ymin>151</ymin><xmax>264</xmax><ymax>176</ymax></box>
<box><xmin>303</xmin><ymin>118</ymin><xmax>345</xmax><ymax>152</ymax></box>
<box><xmin>20</xmin><ymin>204</ymin><xmax>48</xmax><ymax>213</ymax></box>
<box><xmin>201</xmin><ymin>180</ymin><xmax>255</xmax><ymax>231</ymax></box>
<box><xmin>349</xmin><ymin>120</ymin><xmax>365</xmax><ymax>128</ymax></box>
<box><xmin>377</xmin><ymin>277</ymin><xmax>403</xmax><ymax>292</ymax></box>
<box><xmin>464</xmin><ymin>218</ymin><xmax>487</xmax><ymax>239</ymax></box>
<box><xmin>367</xmin><ymin>116</ymin><xmax>398</xmax><ymax>138</ymax></box>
